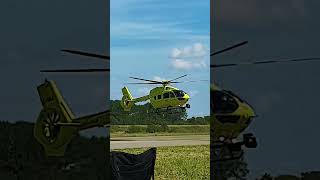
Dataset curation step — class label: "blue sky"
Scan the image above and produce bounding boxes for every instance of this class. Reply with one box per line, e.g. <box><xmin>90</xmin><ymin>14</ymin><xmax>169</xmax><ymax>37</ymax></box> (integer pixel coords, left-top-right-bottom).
<box><xmin>110</xmin><ymin>0</ymin><xmax>210</xmax><ymax>117</ymax></box>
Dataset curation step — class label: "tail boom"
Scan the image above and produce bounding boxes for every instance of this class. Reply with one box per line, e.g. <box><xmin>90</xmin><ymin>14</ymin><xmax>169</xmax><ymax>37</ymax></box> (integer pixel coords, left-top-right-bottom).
<box><xmin>120</xmin><ymin>87</ymin><xmax>149</xmax><ymax>111</ymax></box>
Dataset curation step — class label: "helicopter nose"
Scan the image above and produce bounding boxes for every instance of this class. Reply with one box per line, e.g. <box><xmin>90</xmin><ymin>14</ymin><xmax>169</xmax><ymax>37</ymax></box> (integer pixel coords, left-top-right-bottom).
<box><xmin>245</xmin><ymin>110</ymin><xmax>256</xmax><ymax>125</ymax></box>
<box><xmin>177</xmin><ymin>94</ymin><xmax>190</xmax><ymax>101</ymax></box>
<box><xmin>246</xmin><ymin>104</ymin><xmax>256</xmax><ymax>118</ymax></box>
<box><xmin>185</xmin><ymin>94</ymin><xmax>190</xmax><ymax>101</ymax></box>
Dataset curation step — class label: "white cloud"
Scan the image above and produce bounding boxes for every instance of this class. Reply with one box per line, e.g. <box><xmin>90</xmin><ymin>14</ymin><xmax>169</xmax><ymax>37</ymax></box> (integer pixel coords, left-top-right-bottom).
<box><xmin>193</xmin><ymin>43</ymin><xmax>207</xmax><ymax>57</ymax></box>
<box><xmin>169</xmin><ymin>43</ymin><xmax>208</xmax><ymax>71</ymax></box>
<box><xmin>171</xmin><ymin>59</ymin><xmax>194</xmax><ymax>70</ymax></box>
<box><xmin>189</xmin><ymin>90</ymin><xmax>199</xmax><ymax>97</ymax></box>
<box><xmin>170</xmin><ymin>59</ymin><xmax>206</xmax><ymax>70</ymax></box>
<box><xmin>171</xmin><ymin>48</ymin><xmax>182</xmax><ymax>59</ymax></box>
<box><xmin>170</xmin><ymin>43</ymin><xmax>207</xmax><ymax>59</ymax></box>
<box><xmin>153</xmin><ymin>76</ymin><xmax>167</xmax><ymax>81</ymax></box>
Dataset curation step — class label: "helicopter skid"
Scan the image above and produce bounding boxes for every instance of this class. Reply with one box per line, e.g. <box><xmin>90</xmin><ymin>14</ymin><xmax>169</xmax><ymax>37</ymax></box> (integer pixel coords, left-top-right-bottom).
<box><xmin>211</xmin><ymin>140</ymin><xmax>244</xmax><ymax>162</ymax></box>
<box><xmin>152</xmin><ymin>106</ymin><xmax>186</xmax><ymax>114</ymax></box>
<box><xmin>211</xmin><ymin>133</ymin><xmax>257</xmax><ymax>162</ymax></box>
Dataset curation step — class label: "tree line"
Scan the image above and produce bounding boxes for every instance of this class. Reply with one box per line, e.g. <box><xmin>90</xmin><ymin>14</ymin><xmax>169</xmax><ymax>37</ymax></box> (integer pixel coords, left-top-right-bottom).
<box><xmin>0</xmin><ymin>121</ymin><xmax>109</xmax><ymax>180</ymax></box>
<box><xmin>110</xmin><ymin>100</ymin><xmax>210</xmax><ymax>125</ymax></box>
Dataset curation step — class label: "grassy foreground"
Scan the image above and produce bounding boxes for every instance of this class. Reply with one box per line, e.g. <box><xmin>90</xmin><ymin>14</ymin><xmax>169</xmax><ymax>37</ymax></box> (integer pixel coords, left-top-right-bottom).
<box><xmin>122</xmin><ymin>145</ymin><xmax>210</xmax><ymax>180</ymax></box>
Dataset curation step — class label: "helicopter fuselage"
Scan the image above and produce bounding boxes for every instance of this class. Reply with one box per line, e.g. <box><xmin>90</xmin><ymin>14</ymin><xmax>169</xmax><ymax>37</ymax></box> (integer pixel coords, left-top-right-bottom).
<box><xmin>149</xmin><ymin>86</ymin><xmax>190</xmax><ymax>109</ymax></box>
<box><xmin>211</xmin><ymin>84</ymin><xmax>256</xmax><ymax>141</ymax></box>
<box><xmin>121</xmin><ymin>85</ymin><xmax>190</xmax><ymax>111</ymax></box>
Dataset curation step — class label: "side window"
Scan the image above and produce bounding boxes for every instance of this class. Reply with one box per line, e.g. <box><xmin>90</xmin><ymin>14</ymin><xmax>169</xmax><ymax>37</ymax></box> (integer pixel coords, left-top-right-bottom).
<box><xmin>163</xmin><ymin>92</ymin><xmax>169</xmax><ymax>99</ymax></box>
<box><xmin>169</xmin><ymin>92</ymin><xmax>175</xmax><ymax>98</ymax></box>
<box><xmin>154</xmin><ymin>96</ymin><xmax>156</xmax><ymax>100</ymax></box>
<box><xmin>158</xmin><ymin>95</ymin><xmax>162</xmax><ymax>99</ymax></box>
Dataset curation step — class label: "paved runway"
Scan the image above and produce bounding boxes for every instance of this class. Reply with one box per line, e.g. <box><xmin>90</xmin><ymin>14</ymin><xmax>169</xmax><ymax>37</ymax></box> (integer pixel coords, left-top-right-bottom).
<box><xmin>110</xmin><ymin>135</ymin><xmax>209</xmax><ymax>150</ymax></box>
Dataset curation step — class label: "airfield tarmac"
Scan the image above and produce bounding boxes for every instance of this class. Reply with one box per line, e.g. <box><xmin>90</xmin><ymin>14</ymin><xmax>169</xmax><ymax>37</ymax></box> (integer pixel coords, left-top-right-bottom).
<box><xmin>110</xmin><ymin>134</ymin><xmax>209</xmax><ymax>150</ymax></box>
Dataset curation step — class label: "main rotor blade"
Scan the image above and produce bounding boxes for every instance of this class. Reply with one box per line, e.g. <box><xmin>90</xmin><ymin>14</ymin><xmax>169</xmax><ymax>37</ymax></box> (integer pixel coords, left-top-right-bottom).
<box><xmin>126</xmin><ymin>82</ymin><xmax>163</xmax><ymax>84</ymax></box>
<box><xmin>169</xmin><ymin>74</ymin><xmax>188</xmax><ymax>82</ymax></box>
<box><xmin>170</xmin><ymin>80</ymin><xmax>209</xmax><ymax>83</ymax></box>
<box><xmin>211</xmin><ymin>57</ymin><xmax>320</xmax><ymax>68</ymax></box>
<box><xmin>129</xmin><ymin>77</ymin><xmax>162</xmax><ymax>83</ymax></box>
<box><xmin>211</xmin><ymin>41</ymin><xmax>248</xmax><ymax>56</ymax></box>
<box><xmin>61</xmin><ymin>49</ymin><xmax>110</xmax><ymax>60</ymax></box>
<box><xmin>40</xmin><ymin>68</ymin><xmax>110</xmax><ymax>72</ymax></box>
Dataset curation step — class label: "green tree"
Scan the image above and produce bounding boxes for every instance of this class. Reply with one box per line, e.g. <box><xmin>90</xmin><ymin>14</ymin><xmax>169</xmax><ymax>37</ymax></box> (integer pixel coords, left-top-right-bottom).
<box><xmin>274</xmin><ymin>175</ymin><xmax>299</xmax><ymax>180</ymax></box>
<box><xmin>211</xmin><ymin>155</ymin><xmax>249</xmax><ymax>180</ymax></box>
<box><xmin>301</xmin><ymin>171</ymin><xmax>320</xmax><ymax>180</ymax></box>
<box><xmin>258</xmin><ymin>173</ymin><xmax>273</xmax><ymax>180</ymax></box>
<box><xmin>110</xmin><ymin>100</ymin><xmax>209</xmax><ymax>125</ymax></box>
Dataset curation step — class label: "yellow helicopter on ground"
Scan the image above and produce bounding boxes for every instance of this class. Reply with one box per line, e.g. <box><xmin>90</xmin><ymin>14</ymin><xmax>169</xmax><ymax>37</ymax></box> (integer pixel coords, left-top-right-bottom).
<box><xmin>210</xmin><ymin>41</ymin><xmax>320</xmax><ymax>161</ymax></box>
<box><xmin>120</xmin><ymin>75</ymin><xmax>201</xmax><ymax>112</ymax></box>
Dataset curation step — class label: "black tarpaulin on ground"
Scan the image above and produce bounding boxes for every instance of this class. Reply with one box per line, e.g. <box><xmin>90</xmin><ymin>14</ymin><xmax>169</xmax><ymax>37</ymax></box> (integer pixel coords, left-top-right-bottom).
<box><xmin>110</xmin><ymin>148</ymin><xmax>156</xmax><ymax>180</ymax></box>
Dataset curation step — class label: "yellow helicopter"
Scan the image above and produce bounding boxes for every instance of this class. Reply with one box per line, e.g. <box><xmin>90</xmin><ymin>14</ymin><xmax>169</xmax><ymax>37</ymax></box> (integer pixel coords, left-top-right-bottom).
<box><xmin>37</xmin><ymin>49</ymin><xmax>111</xmax><ymax>156</ymax></box>
<box><xmin>34</xmin><ymin>79</ymin><xmax>111</xmax><ymax>156</ymax></box>
<box><xmin>210</xmin><ymin>41</ymin><xmax>320</xmax><ymax>161</ymax></box>
<box><xmin>120</xmin><ymin>75</ymin><xmax>199</xmax><ymax>112</ymax></box>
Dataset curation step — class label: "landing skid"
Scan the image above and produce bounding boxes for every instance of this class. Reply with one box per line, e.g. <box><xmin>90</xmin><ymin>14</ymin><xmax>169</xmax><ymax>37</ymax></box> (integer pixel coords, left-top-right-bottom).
<box><xmin>148</xmin><ymin>107</ymin><xmax>187</xmax><ymax>119</ymax></box>
<box><xmin>211</xmin><ymin>133</ymin><xmax>257</xmax><ymax>162</ymax></box>
<box><xmin>117</xmin><ymin>105</ymin><xmax>190</xmax><ymax>119</ymax></box>
<box><xmin>152</xmin><ymin>104</ymin><xmax>190</xmax><ymax>114</ymax></box>
<box><xmin>155</xmin><ymin>107</ymin><xmax>186</xmax><ymax>114</ymax></box>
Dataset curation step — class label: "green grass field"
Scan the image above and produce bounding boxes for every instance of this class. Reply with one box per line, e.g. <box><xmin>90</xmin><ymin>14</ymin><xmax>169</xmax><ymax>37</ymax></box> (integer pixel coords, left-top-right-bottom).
<box><xmin>121</xmin><ymin>145</ymin><xmax>210</xmax><ymax>180</ymax></box>
<box><xmin>111</xmin><ymin>125</ymin><xmax>210</xmax><ymax>137</ymax></box>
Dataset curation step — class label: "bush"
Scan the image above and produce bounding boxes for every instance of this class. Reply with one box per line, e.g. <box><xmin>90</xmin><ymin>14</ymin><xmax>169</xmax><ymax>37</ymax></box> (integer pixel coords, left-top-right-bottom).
<box><xmin>159</xmin><ymin>124</ymin><xmax>169</xmax><ymax>132</ymax></box>
<box><xmin>126</xmin><ymin>125</ymin><xmax>144</xmax><ymax>133</ymax></box>
<box><xmin>146</xmin><ymin>124</ymin><xmax>157</xmax><ymax>133</ymax></box>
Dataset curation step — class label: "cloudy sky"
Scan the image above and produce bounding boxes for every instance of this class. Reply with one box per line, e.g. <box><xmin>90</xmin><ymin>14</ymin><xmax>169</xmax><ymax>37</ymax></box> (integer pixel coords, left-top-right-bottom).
<box><xmin>110</xmin><ymin>0</ymin><xmax>210</xmax><ymax>117</ymax></box>
<box><xmin>0</xmin><ymin>0</ymin><xmax>109</xmax><ymax>135</ymax></box>
<box><xmin>2</xmin><ymin>0</ymin><xmax>320</xmax><ymax>177</ymax></box>
<box><xmin>212</xmin><ymin>0</ymin><xmax>320</xmax><ymax>177</ymax></box>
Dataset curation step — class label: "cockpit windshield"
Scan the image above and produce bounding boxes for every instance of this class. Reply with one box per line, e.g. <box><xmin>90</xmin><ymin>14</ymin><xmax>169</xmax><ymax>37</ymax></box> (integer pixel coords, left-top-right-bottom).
<box><xmin>173</xmin><ymin>90</ymin><xmax>185</xmax><ymax>97</ymax></box>
<box><xmin>211</xmin><ymin>90</ymin><xmax>239</xmax><ymax>113</ymax></box>
<box><xmin>224</xmin><ymin>90</ymin><xmax>245</xmax><ymax>103</ymax></box>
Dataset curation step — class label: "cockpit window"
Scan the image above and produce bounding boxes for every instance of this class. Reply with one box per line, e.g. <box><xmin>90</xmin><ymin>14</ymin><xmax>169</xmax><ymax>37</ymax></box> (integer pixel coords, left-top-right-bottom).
<box><xmin>211</xmin><ymin>90</ymin><xmax>239</xmax><ymax>113</ymax></box>
<box><xmin>169</xmin><ymin>92</ymin><xmax>175</xmax><ymax>98</ymax></box>
<box><xmin>224</xmin><ymin>90</ymin><xmax>245</xmax><ymax>103</ymax></box>
<box><xmin>173</xmin><ymin>90</ymin><xmax>185</xmax><ymax>97</ymax></box>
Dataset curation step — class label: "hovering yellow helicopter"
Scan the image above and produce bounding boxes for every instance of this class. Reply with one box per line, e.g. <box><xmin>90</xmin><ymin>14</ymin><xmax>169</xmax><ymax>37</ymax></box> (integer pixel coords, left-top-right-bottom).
<box><xmin>120</xmin><ymin>75</ymin><xmax>197</xmax><ymax>112</ymax></box>
<box><xmin>210</xmin><ymin>41</ymin><xmax>320</xmax><ymax>161</ymax></box>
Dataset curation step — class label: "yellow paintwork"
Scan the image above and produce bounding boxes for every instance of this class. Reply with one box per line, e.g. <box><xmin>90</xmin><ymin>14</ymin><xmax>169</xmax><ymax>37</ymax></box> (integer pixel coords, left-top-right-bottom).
<box><xmin>34</xmin><ymin>80</ymin><xmax>110</xmax><ymax>157</ymax></box>
<box><xmin>121</xmin><ymin>85</ymin><xmax>190</xmax><ymax>111</ymax></box>
<box><xmin>210</xmin><ymin>84</ymin><xmax>256</xmax><ymax>141</ymax></box>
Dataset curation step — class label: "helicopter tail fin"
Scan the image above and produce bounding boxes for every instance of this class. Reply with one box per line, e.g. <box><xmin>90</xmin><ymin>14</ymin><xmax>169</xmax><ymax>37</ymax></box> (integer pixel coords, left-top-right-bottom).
<box><xmin>37</xmin><ymin>80</ymin><xmax>75</xmax><ymax>120</ymax></box>
<box><xmin>34</xmin><ymin>80</ymin><xmax>76</xmax><ymax>156</ymax></box>
<box><xmin>121</xmin><ymin>87</ymin><xmax>135</xmax><ymax>111</ymax></box>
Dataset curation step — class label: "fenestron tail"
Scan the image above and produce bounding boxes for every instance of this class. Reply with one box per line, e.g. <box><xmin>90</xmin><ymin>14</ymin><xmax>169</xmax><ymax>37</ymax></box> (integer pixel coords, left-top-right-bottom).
<box><xmin>34</xmin><ymin>80</ymin><xmax>77</xmax><ymax>156</ymax></box>
<box><xmin>121</xmin><ymin>87</ymin><xmax>135</xmax><ymax>111</ymax></box>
